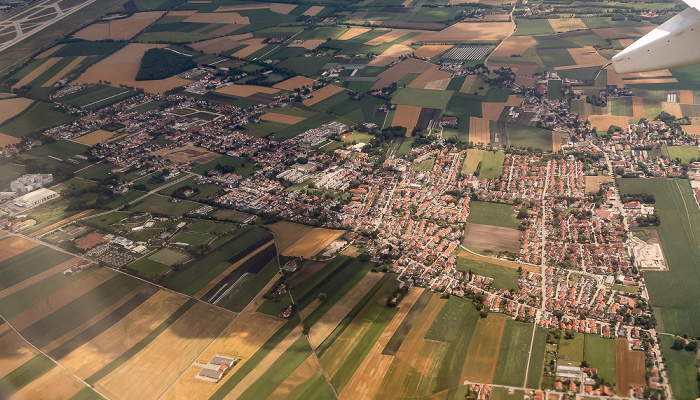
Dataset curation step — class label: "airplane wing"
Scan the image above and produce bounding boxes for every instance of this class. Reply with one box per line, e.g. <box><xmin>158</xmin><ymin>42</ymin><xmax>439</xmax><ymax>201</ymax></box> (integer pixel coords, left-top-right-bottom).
<box><xmin>611</xmin><ymin>0</ymin><xmax>700</xmax><ymax>74</ymax></box>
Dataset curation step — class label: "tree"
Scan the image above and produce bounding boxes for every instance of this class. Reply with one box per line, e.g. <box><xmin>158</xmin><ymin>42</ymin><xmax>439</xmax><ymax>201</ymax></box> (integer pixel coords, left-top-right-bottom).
<box><xmin>672</xmin><ymin>337</ymin><xmax>686</xmax><ymax>350</ymax></box>
<box><xmin>318</xmin><ymin>293</ymin><xmax>327</xmax><ymax>301</ymax></box>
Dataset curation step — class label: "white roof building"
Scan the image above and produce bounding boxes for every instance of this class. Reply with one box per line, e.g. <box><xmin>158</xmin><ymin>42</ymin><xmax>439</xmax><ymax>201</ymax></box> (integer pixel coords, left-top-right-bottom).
<box><xmin>13</xmin><ymin>188</ymin><xmax>58</xmax><ymax>208</ymax></box>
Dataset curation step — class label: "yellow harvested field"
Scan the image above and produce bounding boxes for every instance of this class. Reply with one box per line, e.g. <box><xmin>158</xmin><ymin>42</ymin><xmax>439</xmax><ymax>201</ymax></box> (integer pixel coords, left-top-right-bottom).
<box><xmin>365</xmin><ymin>29</ymin><xmax>416</xmax><ymax>46</ymax></box>
<box><xmin>75</xmin><ymin>129</ymin><xmax>119</xmax><ymax>145</ymax></box>
<box><xmin>567</xmin><ymin>46</ymin><xmax>608</xmax><ymax>66</ymax></box>
<box><xmin>491</xmin><ymin>35</ymin><xmax>533</xmax><ymax>58</ymax></box>
<box><xmin>552</xmin><ymin>131</ymin><xmax>569</xmax><ymax>152</ymax></box>
<box><xmin>682</xmin><ymin>125</ymin><xmax>700</xmax><ymax>136</ymax></box>
<box><xmin>269</xmin><ymin>356</ymin><xmax>319</xmax><ymax>398</ymax></box>
<box><xmin>0</xmin><ymin>235</ymin><xmax>37</xmax><ymax>263</ymax></box>
<box><xmin>584</xmin><ymin>175</ymin><xmax>612</xmax><ymax>193</ymax></box>
<box><xmin>413</xmin><ymin>44</ymin><xmax>452</xmax><ymax>58</ymax></box>
<box><xmin>73</xmin><ymin>11</ymin><xmax>164</xmax><ymax>41</ymax></box>
<box><xmin>621</xmin><ymin>69</ymin><xmax>677</xmax><ymax>84</ymax></box>
<box><xmin>74</xmin><ymin>44</ymin><xmax>190</xmax><ymax>94</ymax></box>
<box><xmin>288</xmin><ymin>39</ymin><xmax>325</xmax><ymax>49</ymax></box>
<box><xmin>631</xmin><ymin>96</ymin><xmax>643</xmax><ymax>118</ymax></box>
<box><xmin>36</xmin><ymin>44</ymin><xmax>65</xmax><ymax>58</ymax></box>
<box><xmin>274</xmin><ymin>75</ymin><xmax>316</xmax><ymax>90</ymax></box>
<box><xmin>482</xmin><ymin>102</ymin><xmax>505</xmax><ymax>120</ymax></box>
<box><xmin>13</xmin><ymin>57</ymin><xmax>61</xmax><ymax>89</ymax></box>
<box><xmin>194</xmin><ymin>240</ymin><xmax>274</xmax><ymax>298</ymax></box>
<box><xmin>460</xmin><ymin>74</ymin><xmax>477</xmax><ymax>93</ymax></box>
<box><xmin>662</xmin><ymin>101</ymin><xmax>682</xmax><ymax>117</ymax></box>
<box><xmin>42</xmin><ymin>56</ymin><xmax>86</xmax><ymax>87</ymax></box>
<box><xmin>424</xmin><ymin>78</ymin><xmax>451</xmax><ymax>90</ymax></box>
<box><xmin>0</xmin><ymin>97</ymin><xmax>34</xmax><ymax>124</ymax></box>
<box><xmin>462</xmin><ymin>149</ymin><xmax>485</xmax><ymax>173</ymax></box>
<box><xmin>548</xmin><ymin>18</ymin><xmax>587</xmax><ymax>33</ymax></box>
<box><xmin>163</xmin><ymin>311</ymin><xmax>285</xmax><ymax>399</ymax></box>
<box><xmin>9</xmin><ymin>268</ymin><xmax>116</xmax><ymax>331</ymax></box>
<box><xmin>268</xmin><ymin>221</ymin><xmax>344</xmax><ymax>258</ymax></box>
<box><xmin>321</xmin><ymin>319</ymin><xmax>371</xmax><ymax>375</ymax></box>
<box><xmin>619</xmin><ymin>39</ymin><xmax>635</xmax><ymax>47</ymax></box>
<box><xmin>223</xmin><ymin>325</ymin><xmax>304</xmax><ymax>398</ymax></box>
<box><xmin>232</xmin><ymin>38</ymin><xmax>267</xmax><ymax>58</ymax></box>
<box><xmin>190</xmin><ymin>36</ymin><xmax>245</xmax><ymax>54</ymax></box>
<box><xmin>29</xmin><ymin>209</ymin><xmax>93</xmax><ymax>238</ymax></box>
<box><xmin>0</xmin><ymin>328</ymin><xmax>39</xmax><ymax>379</ymax></box>
<box><xmin>0</xmin><ymin>257</ymin><xmax>82</xmax><ymax>300</ymax></box>
<box><xmin>302</xmin><ymin>84</ymin><xmax>344</xmax><ymax>106</ymax></box>
<box><xmin>373</xmin><ymin>57</ymin><xmax>432</xmax><ymax>89</ymax></box>
<box><xmin>303</xmin><ymin>5</ymin><xmax>324</xmax><ymax>16</ymax></box>
<box><xmin>412</xmin><ymin>22</ymin><xmax>512</xmax><ymax>42</ymax></box>
<box><xmin>339</xmin><ymin>27</ymin><xmax>370</xmax><ymax>40</ymax></box>
<box><xmin>42</xmin><ymin>286</ymin><xmax>145</xmax><ymax>354</ymax></box>
<box><xmin>680</xmin><ymin>90</ymin><xmax>694</xmax><ymax>104</ymax></box>
<box><xmin>309</xmin><ymin>272</ymin><xmax>384</xmax><ymax>349</ymax></box>
<box><xmin>588</xmin><ymin>115</ymin><xmax>629</xmax><ymax>131</ymax></box>
<box><xmin>393</xmin><ymin>105</ymin><xmax>422</xmax><ymax>134</ymax></box>
<box><xmin>216</xmin><ymin>83</ymin><xmax>278</xmax><ymax>97</ymax></box>
<box><xmin>153</xmin><ymin>145</ymin><xmax>220</xmax><ymax>164</ymax></box>
<box><xmin>408</xmin><ymin>66</ymin><xmax>452</xmax><ymax>89</ymax></box>
<box><xmin>481</xmin><ymin>13</ymin><xmax>511</xmax><ymax>21</ymax></box>
<box><xmin>462</xmin><ymin>313</ymin><xmax>507</xmax><ymax>383</ymax></box>
<box><xmin>260</xmin><ymin>112</ymin><xmax>305</xmax><ymax>124</ymax></box>
<box><xmin>457</xmin><ymin>249</ymin><xmax>540</xmax><ymax>273</ymax></box>
<box><xmin>375</xmin><ymin>294</ymin><xmax>447</xmax><ymax>399</ymax></box>
<box><xmin>167</xmin><ymin>10</ymin><xmax>196</xmax><ymax>16</ymax></box>
<box><xmin>12</xmin><ymin>365</ymin><xmax>86</xmax><ymax>399</ymax></box>
<box><xmin>469</xmin><ymin>116</ymin><xmax>491</xmax><ymax>145</ymax></box>
<box><xmin>59</xmin><ymin>290</ymin><xmax>188</xmax><ymax>379</ymax></box>
<box><xmin>340</xmin><ymin>288</ymin><xmax>424</xmax><ymax>400</ymax></box>
<box><xmin>95</xmin><ymin>302</ymin><xmax>234</xmax><ymax>400</ymax></box>
<box><xmin>184</xmin><ymin>12</ymin><xmax>249</xmax><ymax>24</ymax></box>
<box><xmin>269</xmin><ymin>3</ymin><xmax>297</xmax><ymax>14</ymax></box>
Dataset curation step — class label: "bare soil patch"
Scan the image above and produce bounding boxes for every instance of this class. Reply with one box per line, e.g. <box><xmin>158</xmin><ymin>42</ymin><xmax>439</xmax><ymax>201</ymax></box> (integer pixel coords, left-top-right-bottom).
<box><xmin>289</xmin><ymin>260</ymin><xmax>329</xmax><ymax>288</ymax></box>
<box><xmin>462</xmin><ymin>313</ymin><xmax>506</xmax><ymax>383</ymax></box>
<box><xmin>413</xmin><ymin>44</ymin><xmax>452</xmax><ymax>58</ymax></box>
<box><xmin>372</xmin><ymin>57</ymin><xmax>432</xmax><ymax>89</ymax></box>
<box><xmin>0</xmin><ymin>236</ymin><xmax>38</xmax><ymax>263</ymax></box>
<box><xmin>616</xmin><ymin>339</ymin><xmax>646</xmax><ymax>394</ymax></box>
<box><xmin>73</xmin><ymin>11</ymin><xmax>164</xmax><ymax>41</ymax></box>
<box><xmin>680</xmin><ymin>90</ymin><xmax>694</xmax><ymax>104</ymax></box>
<box><xmin>260</xmin><ymin>112</ymin><xmax>305</xmax><ymax>124</ymax></box>
<box><xmin>491</xmin><ymin>35</ymin><xmax>533</xmax><ymax>58</ymax></box>
<box><xmin>630</xmin><ymin>96</ymin><xmax>643</xmax><ymax>118</ymax></box>
<box><xmin>412</xmin><ymin>22</ymin><xmax>512</xmax><ymax>42</ymax></box>
<box><xmin>682</xmin><ymin>125</ymin><xmax>700</xmax><ymax>136</ymax></box>
<box><xmin>268</xmin><ymin>221</ymin><xmax>344</xmax><ymax>258</ymax></box>
<box><xmin>0</xmin><ymin>132</ymin><xmax>21</xmax><ymax>147</ymax></box>
<box><xmin>369</xmin><ymin>44</ymin><xmax>414</xmax><ymax>66</ymax></box>
<box><xmin>73</xmin><ymin>43</ymin><xmax>190</xmax><ymax>94</ymax></box>
<box><xmin>567</xmin><ymin>46</ymin><xmax>607</xmax><ymax>66</ymax></box>
<box><xmin>408</xmin><ymin>66</ymin><xmax>452</xmax><ymax>89</ymax></box>
<box><xmin>274</xmin><ymin>75</ymin><xmax>316</xmax><ymax>91</ymax></box>
<box><xmin>0</xmin><ymin>97</ymin><xmax>34</xmax><ymax>124</ymax></box>
<box><xmin>393</xmin><ymin>105</ymin><xmax>421</xmax><ymax>134</ymax></box>
<box><xmin>153</xmin><ymin>145</ymin><xmax>220</xmax><ymax>164</ymax></box>
<box><xmin>618</xmin><ymin>38</ymin><xmax>635</xmax><ymax>47</ymax></box>
<box><xmin>190</xmin><ymin>36</ymin><xmax>244</xmax><ymax>54</ymax></box>
<box><xmin>607</xmin><ymin>68</ymin><xmax>625</xmax><ymax>88</ymax></box>
<box><xmin>75</xmin><ymin>129</ymin><xmax>118</xmax><ymax>145</ymax></box>
<box><xmin>216</xmin><ymin>83</ymin><xmax>278</xmax><ymax>97</ymax></box>
<box><xmin>463</xmin><ymin>223</ymin><xmax>522</xmax><ymax>253</ymax></box>
<box><xmin>469</xmin><ymin>116</ymin><xmax>491</xmax><ymax>145</ymax></box>
<box><xmin>288</xmin><ymin>39</ymin><xmax>325</xmax><ymax>50</ymax></box>
<box><xmin>36</xmin><ymin>44</ymin><xmax>65</xmax><ymax>58</ymax></box>
<box><xmin>13</xmin><ymin>57</ymin><xmax>61</xmax><ymax>89</ymax></box>
<box><xmin>303</xmin><ymin>5</ymin><xmax>324</xmax><ymax>16</ymax></box>
<box><xmin>661</xmin><ymin>101</ymin><xmax>682</xmax><ymax>117</ymax></box>
<box><xmin>269</xmin><ymin>3</ymin><xmax>296</xmax><ymax>14</ymax></box>
<box><xmin>482</xmin><ymin>102</ymin><xmax>505</xmax><ymax>121</ymax></box>
<box><xmin>552</xmin><ymin>130</ymin><xmax>568</xmax><ymax>152</ymax></box>
<box><xmin>232</xmin><ymin>38</ymin><xmax>266</xmax><ymax>58</ymax></box>
<box><xmin>302</xmin><ymin>84</ymin><xmax>344</xmax><ymax>106</ymax></box>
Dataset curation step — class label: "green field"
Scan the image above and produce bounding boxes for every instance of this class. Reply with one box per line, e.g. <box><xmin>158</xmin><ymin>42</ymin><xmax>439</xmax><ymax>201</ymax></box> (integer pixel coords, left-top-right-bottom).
<box><xmin>456</xmin><ymin>256</ymin><xmax>519</xmax><ymax>291</ymax></box>
<box><xmin>506</xmin><ymin>123</ymin><xmax>554</xmax><ymax>150</ymax></box>
<box><xmin>468</xmin><ymin>201</ymin><xmax>519</xmax><ymax>229</ymax></box>
<box><xmin>660</xmin><ymin>335</ymin><xmax>700</xmax><ymax>400</ymax></box>
<box><xmin>58</xmin><ymin>85</ymin><xmax>135</xmax><ymax>109</ymax></box>
<box><xmin>128</xmin><ymin>256</ymin><xmax>171</xmax><ymax>277</ymax></box>
<box><xmin>171</xmin><ymin>231</ymin><xmax>214</xmax><ymax>246</ymax></box>
<box><xmin>0</xmin><ymin>101</ymin><xmax>76</xmax><ymax>137</ymax></box>
<box><xmin>665</xmin><ymin>145</ymin><xmax>700</xmax><ymax>163</ymax></box>
<box><xmin>583</xmin><ymin>335</ymin><xmax>616</xmax><ymax>386</ymax></box>
<box><xmin>526</xmin><ymin>327</ymin><xmax>548</xmax><ymax>389</ymax></box>
<box><xmin>557</xmin><ymin>333</ymin><xmax>584</xmax><ymax>367</ymax></box>
<box><xmin>391</xmin><ymin>88</ymin><xmax>454</xmax><ymax>109</ymax></box>
<box><xmin>618</xmin><ymin>178</ymin><xmax>700</xmax><ymax>336</ymax></box>
<box><xmin>493</xmin><ymin>320</ymin><xmax>533</xmax><ymax>387</ymax></box>
<box><xmin>35</xmin><ymin>140</ymin><xmax>88</xmax><ymax>159</ymax></box>
<box><xmin>132</xmin><ymin>195</ymin><xmax>199</xmax><ymax>216</ymax></box>
<box><xmin>215</xmin><ymin>257</ymin><xmax>280</xmax><ymax>313</ymax></box>
<box><xmin>0</xmin><ymin>244</ymin><xmax>73</xmax><ymax>291</ymax></box>
<box><xmin>480</xmin><ymin>151</ymin><xmax>506</xmax><ymax>180</ymax></box>
<box><xmin>0</xmin><ymin>354</ymin><xmax>57</xmax><ymax>397</ymax></box>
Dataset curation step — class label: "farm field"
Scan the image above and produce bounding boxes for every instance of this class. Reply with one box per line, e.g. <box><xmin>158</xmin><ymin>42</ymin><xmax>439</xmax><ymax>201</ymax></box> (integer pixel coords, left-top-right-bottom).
<box><xmin>463</xmin><ymin>223</ymin><xmax>522</xmax><ymax>254</ymax></box>
<box><xmin>615</xmin><ymin>339</ymin><xmax>645</xmax><ymax>395</ymax></box>
<box><xmin>467</xmin><ymin>201</ymin><xmax>519</xmax><ymax>229</ymax></box>
<box><xmin>659</xmin><ymin>335</ymin><xmax>700</xmax><ymax>400</ymax></box>
<box><xmin>462</xmin><ymin>313</ymin><xmax>507</xmax><ymax>383</ymax></box>
<box><xmin>267</xmin><ymin>221</ymin><xmax>344</xmax><ymax>258</ymax></box>
<box><xmin>584</xmin><ymin>335</ymin><xmax>616</xmax><ymax>386</ymax></box>
<box><xmin>456</xmin><ymin>256</ymin><xmax>519</xmax><ymax>291</ymax></box>
<box><xmin>479</xmin><ymin>151</ymin><xmax>505</xmax><ymax>179</ymax></box>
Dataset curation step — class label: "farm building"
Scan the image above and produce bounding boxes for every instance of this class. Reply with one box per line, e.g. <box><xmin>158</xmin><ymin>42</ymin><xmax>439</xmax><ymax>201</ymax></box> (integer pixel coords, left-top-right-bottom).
<box><xmin>556</xmin><ymin>365</ymin><xmax>581</xmax><ymax>380</ymax></box>
<box><xmin>13</xmin><ymin>188</ymin><xmax>58</xmax><ymax>208</ymax></box>
<box><xmin>199</xmin><ymin>368</ymin><xmax>223</xmax><ymax>380</ymax></box>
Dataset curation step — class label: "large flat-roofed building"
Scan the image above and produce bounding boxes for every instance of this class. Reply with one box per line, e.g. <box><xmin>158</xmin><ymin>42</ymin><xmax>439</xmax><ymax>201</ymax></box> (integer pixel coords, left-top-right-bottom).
<box><xmin>10</xmin><ymin>174</ymin><xmax>53</xmax><ymax>193</ymax></box>
<box><xmin>556</xmin><ymin>365</ymin><xmax>581</xmax><ymax>380</ymax></box>
<box><xmin>13</xmin><ymin>188</ymin><xmax>58</xmax><ymax>208</ymax></box>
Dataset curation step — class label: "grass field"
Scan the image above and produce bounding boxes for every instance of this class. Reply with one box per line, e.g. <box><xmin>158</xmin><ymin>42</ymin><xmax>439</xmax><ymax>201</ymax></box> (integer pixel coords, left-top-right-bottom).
<box><xmin>35</xmin><ymin>140</ymin><xmax>87</xmax><ymax>159</ymax></box>
<box><xmin>0</xmin><ymin>101</ymin><xmax>76</xmax><ymax>137</ymax></box>
<box><xmin>514</xmin><ymin>18</ymin><xmax>555</xmax><ymax>36</ymax></box>
<box><xmin>526</xmin><ymin>327</ymin><xmax>547</xmax><ymax>389</ymax></box>
<box><xmin>584</xmin><ymin>335</ymin><xmax>616</xmax><ymax>386</ymax></box>
<box><xmin>132</xmin><ymin>195</ymin><xmax>199</xmax><ymax>216</ymax></box>
<box><xmin>480</xmin><ymin>151</ymin><xmax>506</xmax><ymax>180</ymax></box>
<box><xmin>557</xmin><ymin>333</ymin><xmax>584</xmax><ymax>367</ymax></box>
<box><xmin>665</xmin><ymin>145</ymin><xmax>700</xmax><ymax>163</ymax></box>
<box><xmin>618</xmin><ymin>178</ymin><xmax>700</xmax><ymax>336</ymax></box>
<box><xmin>468</xmin><ymin>201</ymin><xmax>519</xmax><ymax>229</ymax></box>
<box><xmin>191</xmin><ymin>155</ymin><xmax>254</xmax><ymax>177</ymax></box>
<box><xmin>506</xmin><ymin>123</ymin><xmax>553</xmax><ymax>150</ymax></box>
<box><xmin>493</xmin><ymin>320</ymin><xmax>533</xmax><ymax>387</ymax></box>
<box><xmin>58</xmin><ymin>85</ymin><xmax>135</xmax><ymax>110</ymax></box>
<box><xmin>391</xmin><ymin>88</ymin><xmax>454</xmax><ymax>109</ymax></box>
<box><xmin>456</xmin><ymin>256</ymin><xmax>519</xmax><ymax>291</ymax></box>
<box><xmin>659</xmin><ymin>335</ymin><xmax>700</xmax><ymax>400</ymax></box>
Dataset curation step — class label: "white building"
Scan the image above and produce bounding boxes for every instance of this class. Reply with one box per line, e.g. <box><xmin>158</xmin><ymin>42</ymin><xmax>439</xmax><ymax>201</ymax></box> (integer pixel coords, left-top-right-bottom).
<box><xmin>13</xmin><ymin>188</ymin><xmax>58</xmax><ymax>208</ymax></box>
<box><xmin>10</xmin><ymin>174</ymin><xmax>53</xmax><ymax>193</ymax></box>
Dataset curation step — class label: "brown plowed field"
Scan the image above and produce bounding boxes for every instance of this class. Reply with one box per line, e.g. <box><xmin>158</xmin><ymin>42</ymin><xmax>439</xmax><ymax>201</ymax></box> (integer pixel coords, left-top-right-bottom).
<box><xmin>42</xmin><ymin>56</ymin><xmax>86</xmax><ymax>87</ymax></box>
<box><xmin>74</xmin><ymin>43</ymin><xmax>190</xmax><ymax>94</ymax></box>
<box><xmin>482</xmin><ymin>102</ymin><xmax>505</xmax><ymax>120</ymax></box>
<box><xmin>615</xmin><ymin>339</ymin><xmax>646</xmax><ymax>395</ymax></box>
<box><xmin>462</xmin><ymin>313</ymin><xmax>506</xmax><ymax>383</ymax></box>
<box><xmin>0</xmin><ymin>328</ymin><xmax>39</xmax><ymax>379</ymax></box>
<box><xmin>682</xmin><ymin>125</ymin><xmax>700</xmax><ymax>136</ymax></box>
<box><xmin>95</xmin><ymin>301</ymin><xmax>234</xmax><ymax>400</ymax></box>
<box><xmin>607</xmin><ymin>68</ymin><xmax>625</xmax><ymax>88</ymax></box>
<box><xmin>12</xmin><ymin>365</ymin><xmax>86</xmax><ymax>399</ymax></box>
<box><xmin>463</xmin><ymin>223</ymin><xmax>522</xmax><ymax>253</ymax></box>
<box><xmin>9</xmin><ymin>268</ymin><xmax>116</xmax><ymax>331</ymax></box>
<box><xmin>59</xmin><ymin>290</ymin><xmax>187</xmax><ymax>379</ymax></box>
<box><xmin>216</xmin><ymin>83</ymin><xmax>278</xmax><ymax>97</ymax></box>
<box><xmin>618</xmin><ymin>39</ymin><xmax>635</xmax><ymax>47</ymax></box>
<box><xmin>232</xmin><ymin>38</ymin><xmax>266</xmax><ymax>58</ymax></box>
<box><xmin>491</xmin><ymin>35</ymin><xmax>533</xmax><ymax>58</ymax></box>
<box><xmin>269</xmin><ymin>3</ymin><xmax>297</xmax><ymax>14</ymax></box>
<box><xmin>412</xmin><ymin>22</ymin><xmax>512</xmax><ymax>42</ymax></box>
<box><xmin>662</xmin><ymin>101</ymin><xmax>682</xmax><ymax>117</ymax></box>
<box><xmin>338</xmin><ymin>27</ymin><xmax>370</xmax><ymax>40</ymax></box>
<box><xmin>393</xmin><ymin>105</ymin><xmax>422</xmax><ymax>134</ymax></box>
<box><xmin>260</xmin><ymin>112</ymin><xmax>305</xmax><ymax>124</ymax></box>
<box><xmin>0</xmin><ymin>133</ymin><xmax>21</xmax><ymax>147</ymax></box>
<box><xmin>369</xmin><ymin>44</ymin><xmax>414</xmax><ymax>66</ymax></box>
<box><xmin>152</xmin><ymin>145</ymin><xmax>220</xmax><ymax>164</ymax></box>
<box><xmin>73</xmin><ymin>11</ymin><xmax>164</xmax><ymax>41</ymax></box>
<box><xmin>308</xmin><ymin>272</ymin><xmax>383</xmax><ymax>349</ymax></box>
<box><xmin>631</xmin><ymin>96</ymin><xmax>644</xmax><ymax>118</ymax></box>
<box><xmin>469</xmin><ymin>116</ymin><xmax>491</xmax><ymax>145</ymax></box>
<box><xmin>302</xmin><ymin>84</ymin><xmax>344</xmax><ymax>106</ymax></box>
<box><xmin>568</xmin><ymin>46</ymin><xmax>607</xmax><ymax>66</ymax></box>
<box><xmin>0</xmin><ymin>236</ymin><xmax>38</xmax><ymax>263</ymax></box>
<box><xmin>408</xmin><ymin>66</ymin><xmax>452</xmax><ymax>89</ymax></box>
<box><xmin>267</xmin><ymin>221</ymin><xmax>344</xmax><ymax>258</ymax></box>
<box><xmin>75</xmin><ymin>129</ymin><xmax>118</xmax><ymax>145</ymax></box>
<box><xmin>0</xmin><ymin>257</ymin><xmax>82</xmax><ymax>300</ymax></box>
<box><xmin>303</xmin><ymin>6</ymin><xmax>324</xmax><ymax>16</ymax></box>
<box><xmin>163</xmin><ymin>311</ymin><xmax>285</xmax><ymax>400</ymax></box>
<box><xmin>214</xmin><ymin>4</ymin><xmax>268</xmax><ymax>11</ymax></box>
<box><xmin>552</xmin><ymin>130</ymin><xmax>569</xmax><ymax>152</ymax></box>
<box><xmin>0</xmin><ymin>97</ymin><xmax>34</xmax><ymax>124</ymax></box>
<box><xmin>413</xmin><ymin>44</ymin><xmax>452</xmax><ymax>58</ymax></box>
<box><xmin>36</xmin><ymin>44</ymin><xmax>65</xmax><ymax>58</ymax></box>
<box><xmin>588</xmin><ymin>115</ymin><xmax>629</xmax><ymax>131</ymax></box>
<box><xmin>274</xmin><ymin>75</ymin><xmax>316</xmax><ymax>90</ymax></box>
<box><xmin>680</xmin><ymin>90</ymin><xmax>694</xmax><ymax>104</ymax></box>
<box><xmin>13</xmin><ymin>57</ymin><xmax>61</xmax><ymax>89</ymax></box>
<box><xmin>372</xmin><ymin>57</ymin><xmax>432</xmax><ymax>89</ymax></box>
<box><xmin>190</xmin><ymin>36</ymin><xmax>244</xmax><ymax>54</ymax></box>
<box><xmin>339</xmin><ymin>288</ymin><xmax>424</xmax><ymax>400</ymax></box>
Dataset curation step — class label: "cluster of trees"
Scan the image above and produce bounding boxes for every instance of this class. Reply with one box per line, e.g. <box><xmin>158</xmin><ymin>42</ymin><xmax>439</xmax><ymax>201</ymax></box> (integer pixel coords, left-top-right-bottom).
<box><xmin>171</xmin><ymin>185</ymin><xmax>199</xmax><ymax>199</ymax></box>
<box><xmin>621</xmin><ymin>193</ymin><xmax>656</xmax><ymax>204</ymax></box>
<box><xmin>135</xmin><ymin>48</ymin><xmax>196</xmax><ymax>81</ymax></box>
<box><xmin>671</xmin><ymin>335</ymin><xmax>698</xmax><ymax>352</ymax></box>
<box><xmin>635</xmin><ymin>211</ymin><xmax>661</xmax><ymax>227</ymax></box>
